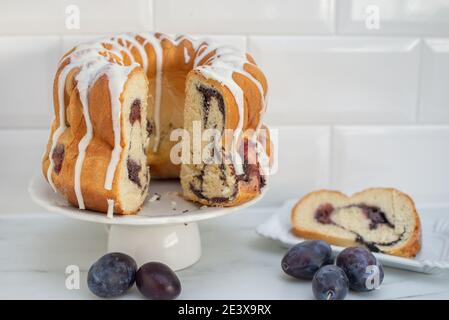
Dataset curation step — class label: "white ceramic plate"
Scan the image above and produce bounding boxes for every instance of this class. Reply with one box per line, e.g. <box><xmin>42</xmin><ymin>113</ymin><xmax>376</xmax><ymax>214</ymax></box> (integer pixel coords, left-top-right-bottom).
<box><xmin>29</xmin><ymin>175</ymin><xmax>266</xmax><ymax>226</ymax></box>
<box><xmin>256</xmin><ymin>199</ymin><xmax>449</xmax><ymax>274</ymax></box>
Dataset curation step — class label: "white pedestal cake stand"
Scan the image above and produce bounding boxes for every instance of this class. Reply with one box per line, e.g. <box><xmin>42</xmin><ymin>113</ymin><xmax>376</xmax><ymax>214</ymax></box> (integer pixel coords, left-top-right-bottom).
<box><xmin>29</xmin><ymin>175</ymin><xmax>266</xmax><ymax>270</ymax></box>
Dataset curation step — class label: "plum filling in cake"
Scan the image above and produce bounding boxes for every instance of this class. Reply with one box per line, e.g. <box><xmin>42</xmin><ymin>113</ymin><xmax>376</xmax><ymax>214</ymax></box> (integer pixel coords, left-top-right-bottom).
<box><xmin>188</xmin><ymin>139</ymin><xmax>265</xmax><ymax>203</ymax></box>
<box><xmin>52</xmin><ymin>144</ymin><xmax>65</xmax><ymax>174</ymax></box>
<box><xmin>235</xmin><ymin>140</ymin><xmax>266</xmax><ymax>188</ymax></box>
<box><xmin>129</xmin><ymin>99</ymin><xmax>141</xmax><ymax>125</ymax></box>
<box><xmin>196</xmin><ymin>84</ymin><xmax>225</xmax><ymax>129</ymax></box>
<box><xmin>236</xmin><ymin>156</ymin><xmax>265</xmax><ymax>189</ymax></box>
<box><xmin>189</xmin><ymin>163</ymin><xmax>239</xmax><ymax>203</ymax></box>
<box><xmin>354</xmin><ymin>204</ymin><xmax>394</xmax><ymax>230</ymax></box>
<box><xmin>146</xmin><ymin>121</ymin><xmax>153</xmax><ymax>136</ymax></box>
<box><xmin>188</xmin><ymin>85</ymin><xmax>233</xmax><ymax>202</ymax></box>
<box><xmin>114</xmin><ymin>71</ymin><xmax>149</xmax><ymax>214</ymax></box>
<box><xmin>315</xmin><ymin>203</ymin><xmax>334</xmax><ymax>224</ymax></box>
<box><xmin>181</xmin><ymin>80</ymin><xmax>239</xmax><ymax>204</ymax></box>
<box><xmin>314</xmin><ymin>203</ymin><xmax>393</xmax><ymax>229</ymax></box>
<box><xmin>314</xmin><ymin>203</ymin><xmax>403</xmax><ymax>252</ymax></box>
<box><xmin>181</xmin><ymin>76</ymin><xmax>267</xmax><ymax>206</ymax></box>
<box><xmin>127</xmin><ymin>158</ymin><xmax>142</xmax><ymax>188</ymax></box>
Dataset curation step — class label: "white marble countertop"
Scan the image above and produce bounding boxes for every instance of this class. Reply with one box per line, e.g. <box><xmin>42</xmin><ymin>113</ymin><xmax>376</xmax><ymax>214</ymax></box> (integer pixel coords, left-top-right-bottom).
<box><xmin>1</xmin><ymin>207</ymin><xmax>449</xmax><ymax>300</ymax></box>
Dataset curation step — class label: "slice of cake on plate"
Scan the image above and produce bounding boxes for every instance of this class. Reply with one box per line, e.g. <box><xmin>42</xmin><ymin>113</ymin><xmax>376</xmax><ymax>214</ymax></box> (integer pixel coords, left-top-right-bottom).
<box><xmin>291</xmin><ymin>188</ymin><xmax>421</xmax><ymax>258</ymax></box>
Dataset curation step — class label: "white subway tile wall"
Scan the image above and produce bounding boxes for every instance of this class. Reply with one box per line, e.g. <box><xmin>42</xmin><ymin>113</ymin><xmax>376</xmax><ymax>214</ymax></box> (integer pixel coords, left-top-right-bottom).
<box><xmin>261</xmin><ymin>126</ymin><xmax>331</xmax><ymax>205</ymax></box>
<box><xmin>419</xmin><ymin>39</ymin><xmax>449</xmax><ymax>123</ymax></box>
<box><xmin>154</xmin><ymin>0</ymin><xmax>335</xmax><ymax>35</ymax></box>
<box><xmin>331</xmin><ymin>126</ymin><xmax>449</xmax><ymax>207</ymax></box>
<box><xmin>0</xmin><ymin>0</ymin><xmax>448</xmax><ymax>208</ymax></box>
<box><xmin>0</xmin><ymin>130</ymin><xmax>49</xmax><ymax>214</ymax></box>
<box><xmin>0</xmin><ymin>36</ymin><xmax>60</xmax><ymax>128</ymax></box>
<box><xmin>337</xmin><ymin>0</ymin><xmax>449</xmax><ymax>36</ymax></box>
<box><xmin>248</xmin><ymin>36</ymin><xmax>421</xmax><ymax>124</ymax></box>
<box><xmin>0</xmin><ymin>0</ymin><xmax>153</xmax><ymax>34</ymax></box>
<box><xmin>61</xmin><ymin>35</ymin><xmax>110</xmax><ymax>54</ymax></box>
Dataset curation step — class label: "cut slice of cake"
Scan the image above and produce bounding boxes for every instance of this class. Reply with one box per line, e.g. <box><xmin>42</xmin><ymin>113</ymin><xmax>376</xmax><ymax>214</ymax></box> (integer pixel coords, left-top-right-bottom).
<box><xmin>43</xmin><ymin>65</ymin><xmax>150</xmax><ymax>215</ymax></box>
<box><xmin>291</xmin><ymin>188</ymin><xmax>421</xmax><ymax>258</ymax></box>
<box><xmin>180</xmin><ymin>73</ymin><xmax>268</xmax><ymax>207</ymax></box>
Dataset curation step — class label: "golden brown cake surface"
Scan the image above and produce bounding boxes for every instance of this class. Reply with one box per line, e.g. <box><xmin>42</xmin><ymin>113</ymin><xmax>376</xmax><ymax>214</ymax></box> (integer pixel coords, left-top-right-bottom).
<box><xmin>42</xmin><ymin>33</ymin><xmax>271</xmax><ymax>214</ymax></box>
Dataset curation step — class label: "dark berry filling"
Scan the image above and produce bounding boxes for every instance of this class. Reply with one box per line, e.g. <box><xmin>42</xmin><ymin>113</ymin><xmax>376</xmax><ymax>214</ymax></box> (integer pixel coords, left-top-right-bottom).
<box><xmin>189</xmin><ymin>165</ymin><xmax>238</xmax><ymax>203</ymax></box>
<box><xmin>314</xmin><ymin>203</ymin><xmax>393</xmax><ymax>230</ymax></box>
<box><xmin>189</xmin><ymin>182</ymin><xmax>237</xmax><ymax>204</ymax></box>
<box><xmin>146</xmin><ymin>120</ymin><xmax>153</xmax><ymax>136</ymax></box>
<box><xmin>127</xmin><ymin>158</ymin><xmax>142</xmax><ymax>188</ymax></box>
<box><xmin>52</xmin><ymin>144</ymin><xmax>65</xmax><ymax>174</ymax></box>
<box><xmin>358</xmin><ymin>204</ymin><xmax>394</xmax><ymax>230</ymax></box>
<box><xmin>235</xmin><ymin>139</ymin><xmax>265</xmax><ymax>189</ymax></box>
<box><xmin>315</xmin><ymin>203</ymin><xmax>335</xmax><ymax>224</ymax></box>
<box><xmin>196</xmin><ymin>84</ymin><xmax>225</xmax><ymax>129</ymax></box>
<box><xmin>355</xmin><ymin>234</ymin><xmax>404</xmax><ymax>253</ymax></box>
<box><xmin>190</xmin><ymin>86</ymin><xmax>266</xmax><ymax>203</ymax></box>
<box><xmin>129</xmin><ymin>99</ymin><xmax>141</xmax><ymax>125</ymax></box>
<box><xmin>313</xmin><ymin>202</ymin><xmax>400</xmax><ymax>253</ymax></box>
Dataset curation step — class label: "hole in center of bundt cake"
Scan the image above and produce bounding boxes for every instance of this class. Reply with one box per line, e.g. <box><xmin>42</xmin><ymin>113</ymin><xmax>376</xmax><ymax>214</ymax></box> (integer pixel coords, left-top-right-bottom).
<box><xmin>52</xmin><ymin>144</ymin><xmax>65</xmax><ymax>174</ymax></box>
<box><xmin>127</xmin><ymin>158</ymin><xmax>142</xmax><ymax>188</ymax></box>
<box><xmin>196</xmin><ymin>84</ymin><xmax>225</xmax><ymax>129</ymax></box>
<box><xmin>129</xmin><ymin>99</ymin><xmax>141</xmax><ymax>125</ymax></box>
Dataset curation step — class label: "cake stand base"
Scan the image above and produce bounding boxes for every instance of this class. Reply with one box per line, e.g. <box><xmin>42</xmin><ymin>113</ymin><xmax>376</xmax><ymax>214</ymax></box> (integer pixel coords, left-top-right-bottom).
<box><xmin>107</xmin><ymin>222</ymin><xmax>201</xmax><ymax>271</ymax></box>
<box><xmin>30</xmin><ymin>176</ymin><xmax>266</xmax><ymax>271</ymax></box>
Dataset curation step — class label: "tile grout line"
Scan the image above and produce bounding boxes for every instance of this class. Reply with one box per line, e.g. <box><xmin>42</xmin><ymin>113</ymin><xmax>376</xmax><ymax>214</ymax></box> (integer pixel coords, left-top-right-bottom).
<box><xmin>332</xmin><ymin>0</ymin><xmax>338</xmax><ymax>35</ymax></box>
<box><xmin>327</xmin><ymin>125</ymin><xmax>335</xmax><ymax>189</ymax></box>
<box><xmin>414</xmin><ymin>37</ymin><xmax>425</xmax><ymax>123</ymax></box>
<box><xmin>150</xmin><ymin>0</ymin><xmax>155</xmax><ymax>31</ymax></box>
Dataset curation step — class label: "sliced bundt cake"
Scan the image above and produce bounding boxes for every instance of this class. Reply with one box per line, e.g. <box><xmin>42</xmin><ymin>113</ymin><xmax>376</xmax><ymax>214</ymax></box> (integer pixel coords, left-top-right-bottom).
<box><xmin>42</xmin><ymin>33</ymin><xmax>271</xmax><ymax>215</ymax></box>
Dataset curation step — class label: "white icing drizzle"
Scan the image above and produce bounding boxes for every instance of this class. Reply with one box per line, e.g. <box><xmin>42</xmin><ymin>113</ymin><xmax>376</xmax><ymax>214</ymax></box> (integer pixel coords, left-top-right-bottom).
<box><xmin>194</xmin><ymin>43</ymin><xmax>216</xmax><ymax>67</ymax></box>
<box><xmin>103</xmin><ymin>63</ymin><xmax>138</xmax><ymax>191</ymax></box>
<box><xmin>138</xmin><ymin>33</ymin><xmax>163</xmax><ymax>152</ymax></box>
<box><xmin>159</xmin><ymin>34</ymin><xmax>204</xmax><ymax>51</ymax></box>
<box><xmin>195</xmin><ymin>45</ymin><xmax>268</xmax><ymax>175</ymax></box>
<box><xmin>73</xmin><ymin>59</ymin><xmax>107</xmax><ymax>209</ymax></box>
<box><xmin>184</xmin><ymin>47</ymin><xmax>190</xmax><ymax>64</ymax></box>
<box><xmin>47</xmin><ymin>33</ymin><xmax>270</xmax><ymax>209</ymax></box>
<box><xmin>104</xmin><ymin>37</ymin><xmax>135</xmax><ymax>64</ymax></box>
<box><xmin>118</xmin><ymin>33</ymin><xmax>149</xmax><ymax>72</ymax></box>
<box><xmin>50</xmin><ymin>37</ymin><xmax>139</xmax><ymax>209</ymax></box>
<box><xmin>47</xmin><ymin>47</ymin><xmax>107</xmax><ymax>192</ymax></box>
<box><xmin>255</xmin><ymin>138</ymin><xmax>270</xmax><ymax>177</ymax></box>
<box><xmin>107</xmin><ymin>199</ymin><xmax>114</xmax><ymax>219</ymax></box>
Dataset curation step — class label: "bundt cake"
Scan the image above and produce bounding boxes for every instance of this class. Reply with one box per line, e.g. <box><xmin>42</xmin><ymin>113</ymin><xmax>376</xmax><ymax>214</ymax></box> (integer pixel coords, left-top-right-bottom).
<box><xmin>291</xmin><ymin>188</ymin><xmax>421</xmax><ymax>258</ymax></box>
<box><xmin>42</xmin><ymin>33</ymin><xmax>271</xmax><ymax>215</ymax></box>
